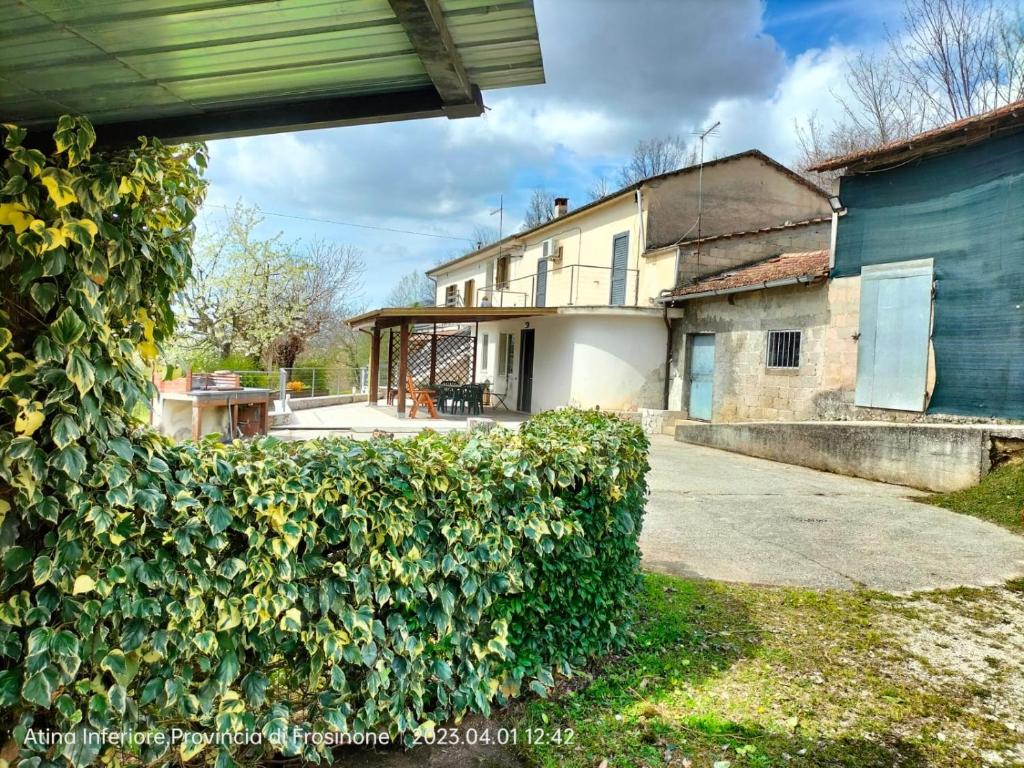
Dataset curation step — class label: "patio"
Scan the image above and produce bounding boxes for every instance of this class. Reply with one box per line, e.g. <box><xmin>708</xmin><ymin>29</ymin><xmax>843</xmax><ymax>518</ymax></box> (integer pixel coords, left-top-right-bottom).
<box><xmin>271</xmin><ymin>401</ymin><xmax>528</xmax><ymax>440</ymax></box>
<box><xmin>347</xmin><ymin>305</ymin><xmax>555</xmax><ymax>416</ymax></box>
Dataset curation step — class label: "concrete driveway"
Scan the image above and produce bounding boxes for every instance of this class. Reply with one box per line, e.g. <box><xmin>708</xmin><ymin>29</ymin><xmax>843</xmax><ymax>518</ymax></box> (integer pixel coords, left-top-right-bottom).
<box><xmin>642</xmin><ymin>435</ymin><xmax>1024</xmax><ymax>592</ymax></box>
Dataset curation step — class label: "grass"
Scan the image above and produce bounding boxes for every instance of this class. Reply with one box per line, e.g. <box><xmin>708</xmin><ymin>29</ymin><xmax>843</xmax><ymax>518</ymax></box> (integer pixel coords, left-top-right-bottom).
<box><xmin>511</xmin><ymin>572</ymin><xmax>1024</xmax><ymax>768</ymax></box>
<box><xmin>923</xmin><ymin>463</ymin><xmax>1024</xmax><ymax>533</ymax></box>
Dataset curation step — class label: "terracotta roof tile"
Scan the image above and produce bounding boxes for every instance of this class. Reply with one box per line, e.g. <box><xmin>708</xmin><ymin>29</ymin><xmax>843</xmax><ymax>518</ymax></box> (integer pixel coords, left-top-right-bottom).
<box><xmin>666</xmin><ymin>250</ymin><xmax>829</xmax><ymax>300</ymax></box>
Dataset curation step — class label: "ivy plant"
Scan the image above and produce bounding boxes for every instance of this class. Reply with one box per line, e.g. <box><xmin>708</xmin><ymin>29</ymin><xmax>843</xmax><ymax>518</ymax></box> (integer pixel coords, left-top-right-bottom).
<box><xmin>0</xmin><ymin>117</ymin><xmax>650</xmax><ymax>768</ymax></box>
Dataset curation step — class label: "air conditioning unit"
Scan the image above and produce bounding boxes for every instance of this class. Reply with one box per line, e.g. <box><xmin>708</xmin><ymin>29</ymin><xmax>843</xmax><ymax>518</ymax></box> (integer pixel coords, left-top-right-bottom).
<box><xmin>541</xmin><ymin>237</ymin><xmax>561</xmax><ymax>261</ymax></box>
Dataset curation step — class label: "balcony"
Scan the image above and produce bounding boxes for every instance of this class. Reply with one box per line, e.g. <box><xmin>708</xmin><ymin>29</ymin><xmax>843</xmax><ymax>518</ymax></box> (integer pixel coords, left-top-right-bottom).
<box><xmin>461</xmin><ymin>263</ymin><xmax>641</xmax><ymax>308</ymax></box>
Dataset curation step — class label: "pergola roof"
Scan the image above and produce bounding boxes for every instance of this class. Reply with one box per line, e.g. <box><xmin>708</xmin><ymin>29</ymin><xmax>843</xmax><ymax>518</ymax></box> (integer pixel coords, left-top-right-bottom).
<box><xmin>348</xmin><ymin>305</ymin><xmax>556</xmax><ymax>329</ymax></box>
<box><xmin>0</xmin><ymin>0</ymin><xmax>545</xmax><ymax>144</ymax></box>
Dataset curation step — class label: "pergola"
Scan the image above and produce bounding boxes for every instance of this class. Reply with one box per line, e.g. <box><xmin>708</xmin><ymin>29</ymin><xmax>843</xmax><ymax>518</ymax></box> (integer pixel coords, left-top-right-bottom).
<box><xmin>347</xmin><ymin>306</ymin><xmax>555</xmax><ymax>414</ymax></box>
<box><xmin>0</xmin><ymin>0</ymin><xmax>544</xmax><ymax>144</ymax></box>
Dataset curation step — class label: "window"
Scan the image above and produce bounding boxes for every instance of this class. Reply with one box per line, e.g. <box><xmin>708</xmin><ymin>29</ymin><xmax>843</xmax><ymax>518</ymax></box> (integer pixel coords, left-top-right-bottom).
<box><xmin>766</xmin><ymin>330</ymin><xmax>801</xmax><ymax>369</ymax></box>
<box><xmin>505</xmin><ymin>334</ymin><xmax>515</xmax><ymax>376</ymax></box>
<box><xmin>495</xmin><ymin>255</ymin><xmax>510</xmax><ymax>289</ymax></box>
<box><xmin>496</xmin><ymin>333</ymin><xmax>515</xmax><ymax>377</ymax></box>
<box><xmin>481</xmin><ymin>333</ymin><xmax>489</xmax><ymax>369</ymax></box>
<box><xmin>444</xmin><ymin>284</ymin><xmax>458</xmax><ymax>306</ymax></box>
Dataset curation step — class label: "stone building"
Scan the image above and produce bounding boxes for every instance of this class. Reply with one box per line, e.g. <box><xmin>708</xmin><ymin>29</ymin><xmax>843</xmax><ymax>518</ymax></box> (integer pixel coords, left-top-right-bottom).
<box><xmin>662</xmin><ymin>250</ymin><xmax>838</xmax><ymax>422</ymax></box>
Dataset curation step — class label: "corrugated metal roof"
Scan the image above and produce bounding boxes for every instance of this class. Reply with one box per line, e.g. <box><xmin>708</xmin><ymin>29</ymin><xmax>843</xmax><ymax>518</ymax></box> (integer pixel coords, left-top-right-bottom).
<box><xmin>0</xmin><ymin>0</ymin><xmax>544</xmax><ymax>142</ymax></box>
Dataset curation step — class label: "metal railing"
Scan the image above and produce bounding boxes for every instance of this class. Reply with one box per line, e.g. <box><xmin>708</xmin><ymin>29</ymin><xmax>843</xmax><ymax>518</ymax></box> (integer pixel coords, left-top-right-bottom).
<box><xmin>469</xmin><ymin>262</ymin><xmax>641</xmax><ymax>308</ymax></box>
<box><xmin>215</xmin><ymin>367</ymin><xmax>370</xmax><ymax>405</ymax></box>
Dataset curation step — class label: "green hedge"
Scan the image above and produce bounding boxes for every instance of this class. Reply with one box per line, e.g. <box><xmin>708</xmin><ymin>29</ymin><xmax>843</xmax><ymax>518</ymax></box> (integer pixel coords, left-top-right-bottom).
<box><xmin>2</xmin><ymin>409</ymin><xmax>648</xmax><ymax>765</ymax></box>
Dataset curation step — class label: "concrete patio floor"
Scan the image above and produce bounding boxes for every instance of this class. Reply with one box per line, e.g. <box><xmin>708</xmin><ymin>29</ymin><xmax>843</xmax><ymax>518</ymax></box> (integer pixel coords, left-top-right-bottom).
<box><xmin>271</xmin><ymin>400</ymin><xmax>527</xmax><ymax>439</ymax></box>
<box><xmin>643</xmin><ymin>434</ymin><xmax>1024</xmax><ymax>592</ymax></box>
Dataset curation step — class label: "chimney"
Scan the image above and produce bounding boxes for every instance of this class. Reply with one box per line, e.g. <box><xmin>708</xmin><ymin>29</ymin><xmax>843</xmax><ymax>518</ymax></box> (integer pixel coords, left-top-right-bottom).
<box><xmin>553</xmin><ymin>197</ymin><xmax>568</xmax><ymax>218</ymax></box>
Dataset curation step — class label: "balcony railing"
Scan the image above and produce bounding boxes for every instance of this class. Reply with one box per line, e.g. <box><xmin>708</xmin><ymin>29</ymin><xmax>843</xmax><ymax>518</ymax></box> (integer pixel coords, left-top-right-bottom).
<box><xmin>461</xmin><ymin>263</ymin><xmax>640</xmax><ymax>308</ymax></box>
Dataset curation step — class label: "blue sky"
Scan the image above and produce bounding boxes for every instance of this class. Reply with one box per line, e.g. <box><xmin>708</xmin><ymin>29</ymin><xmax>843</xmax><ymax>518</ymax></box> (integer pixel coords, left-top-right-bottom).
<box><xmin>200</xmin><ymin>0</ymin><xmax>905</xmax><ymax>308</ymax></box>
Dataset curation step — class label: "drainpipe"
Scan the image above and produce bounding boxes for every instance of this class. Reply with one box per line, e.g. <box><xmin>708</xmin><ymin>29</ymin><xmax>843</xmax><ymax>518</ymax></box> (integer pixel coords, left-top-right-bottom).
<box><xmin>426</xmin><ymin>273</ymin><xmax>439</xmax><ymax>306</ymax></box>
<box><xmin>662</xmin><ymin>305</ymin><xmax>673</xmax><ymax>410</ymax></box>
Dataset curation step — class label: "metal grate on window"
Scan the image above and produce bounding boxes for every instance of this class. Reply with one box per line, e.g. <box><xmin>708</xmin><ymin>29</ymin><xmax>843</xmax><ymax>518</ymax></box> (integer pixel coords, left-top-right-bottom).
<box><xmin>766</xmin><ymin>330</ymin><xmax>801</xmax><ymax>369</ymax></box>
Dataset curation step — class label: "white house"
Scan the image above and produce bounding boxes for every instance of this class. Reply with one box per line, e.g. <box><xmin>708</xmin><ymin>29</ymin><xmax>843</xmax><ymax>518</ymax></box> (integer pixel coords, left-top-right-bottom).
<box><xmin>351</xmin><ymin>150</ymin><xmax>831</xmax><ymax>415</ymax></box>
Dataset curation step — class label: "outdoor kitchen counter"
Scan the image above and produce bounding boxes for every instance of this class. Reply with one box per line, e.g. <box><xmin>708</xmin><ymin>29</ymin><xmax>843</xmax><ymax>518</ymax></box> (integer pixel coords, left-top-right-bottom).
<box><xmin>157</xmin><ymin>388</ymin><xmax>272</xmax><ymax>441</ymax></box>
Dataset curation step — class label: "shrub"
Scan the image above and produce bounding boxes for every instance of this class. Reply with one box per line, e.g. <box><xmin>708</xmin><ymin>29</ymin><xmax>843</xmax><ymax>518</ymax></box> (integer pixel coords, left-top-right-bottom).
<box><xmin>0</xmin><ymin>115</ymin><xmax>649</xmax><ymax>766</ymax></box>
<box><xmin>3</xmin><ymin>410</ymin><xmax>647</xmax><ymax>765</ymax></box>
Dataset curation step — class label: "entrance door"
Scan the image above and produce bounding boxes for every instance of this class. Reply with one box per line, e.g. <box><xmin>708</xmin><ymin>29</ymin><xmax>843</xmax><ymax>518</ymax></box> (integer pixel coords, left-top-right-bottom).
<box><xmin>535</xmin><ymin>259</ymin><xmax>548</xmax><ymax>306</ymax></box>
<box><xmin>688</xmin><ymin>334</ymin><xmax>715</xmax><ymax>421</ymax></box>
<box><xmin>517</xmin><ymin>328</ymin><xmax>535</xmax><ymax>412</ymax></box>
<box><xmin>610</xmin><ymin>232</ymin><xmax>629</xmax><ymax>306</ymax></box>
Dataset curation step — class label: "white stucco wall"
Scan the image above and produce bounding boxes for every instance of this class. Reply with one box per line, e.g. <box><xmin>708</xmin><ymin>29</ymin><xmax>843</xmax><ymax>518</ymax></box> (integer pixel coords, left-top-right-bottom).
<box><xmin>474</xmin><ymin>311</ymin><xmax>666</xmax><ymax>413</ymax></box>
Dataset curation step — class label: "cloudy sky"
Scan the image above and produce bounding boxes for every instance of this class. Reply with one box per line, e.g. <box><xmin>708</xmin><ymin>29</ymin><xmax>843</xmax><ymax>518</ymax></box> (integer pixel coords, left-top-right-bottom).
<box><xmin>200</xmin><ymin>0</ymin><xmax>900</xmax><ymax>306</ymax></box>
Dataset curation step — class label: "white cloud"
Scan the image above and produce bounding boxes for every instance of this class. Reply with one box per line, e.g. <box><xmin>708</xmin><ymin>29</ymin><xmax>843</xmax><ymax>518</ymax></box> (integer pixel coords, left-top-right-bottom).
<box><xmin>700</xmin><ymin>44</ymin><xmax>856</xmax><ymax>163</ymax></box>
<box><xmin>199</xmin><ymin>1</ymin><xmax>902</xmax><ymax>304</ymax></box>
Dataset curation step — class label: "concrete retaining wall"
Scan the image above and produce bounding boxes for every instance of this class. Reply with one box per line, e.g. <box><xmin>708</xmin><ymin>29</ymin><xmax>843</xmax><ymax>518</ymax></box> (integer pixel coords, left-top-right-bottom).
<box><xmin>287</xmin><ymin>393</ymin><xmax>360</xmax><ymax>411</ymax></box>
<box><xmin>673</xmin><ymin>420</ymin><xmax>1024</xmax><ymax>491</ymax></box>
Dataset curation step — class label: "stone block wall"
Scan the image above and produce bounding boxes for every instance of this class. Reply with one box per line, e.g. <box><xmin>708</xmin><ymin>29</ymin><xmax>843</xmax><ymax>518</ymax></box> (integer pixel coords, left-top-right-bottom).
<box><xmin>669</xmin><ymin>281</ymin><xmax>832</xmax><ymax>421</ymax></box>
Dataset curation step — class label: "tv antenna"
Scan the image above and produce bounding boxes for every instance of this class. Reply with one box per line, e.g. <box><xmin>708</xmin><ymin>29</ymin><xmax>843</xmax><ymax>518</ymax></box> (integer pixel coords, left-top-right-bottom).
<box><xmin>693</xmin><ymin>120</ymin><xmax>720</xmax><ymax>265</ymax></box>
<box><xmin>489</xmin><ymin>194</ymin><xmax>504</xmax><ymax>256</ymax></box>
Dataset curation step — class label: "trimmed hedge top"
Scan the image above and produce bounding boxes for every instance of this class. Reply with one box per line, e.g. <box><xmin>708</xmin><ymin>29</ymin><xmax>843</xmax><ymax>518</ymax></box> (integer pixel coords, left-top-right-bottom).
<box><xmin>2</xmin><ymin>409</ymin><xmax>649</xmax><ymax>766</ymax></box>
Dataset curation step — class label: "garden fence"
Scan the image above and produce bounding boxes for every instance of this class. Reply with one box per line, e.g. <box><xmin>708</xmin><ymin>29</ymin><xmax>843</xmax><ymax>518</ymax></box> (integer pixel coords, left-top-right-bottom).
<box><xmin>220</xmin><ymin>367</ymin><xmax>370</xmax><ymax>405</ymax></box>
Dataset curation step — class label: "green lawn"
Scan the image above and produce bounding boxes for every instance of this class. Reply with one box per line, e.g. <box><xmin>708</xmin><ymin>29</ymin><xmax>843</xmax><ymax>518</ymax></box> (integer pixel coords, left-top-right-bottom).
<box><xmin>924</xmin><ymin>463</ymin><xmax>1024</xmax><ymax>534</ymax></box>
<box><xmin>512</xmin><ymin>573</ymin><xmax>1024</xmax><ymax>768</ymax></box>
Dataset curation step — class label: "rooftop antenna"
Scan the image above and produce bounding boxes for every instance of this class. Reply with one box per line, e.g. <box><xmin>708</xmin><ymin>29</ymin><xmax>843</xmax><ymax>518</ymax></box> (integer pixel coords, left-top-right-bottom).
<box><xmin>489</xmin><ymin>194</ymin><xmax>503</xmax><ymax>303</ymax></box>
<box><xmin>693</xmin><ymin>120</ymin><xmax>720</xmax><ymax>270</ymax></box>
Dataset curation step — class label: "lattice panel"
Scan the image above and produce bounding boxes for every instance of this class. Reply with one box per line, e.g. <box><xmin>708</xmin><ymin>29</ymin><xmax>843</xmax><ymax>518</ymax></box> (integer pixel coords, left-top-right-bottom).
<box><xmin>388</xmin><ymin>331</ymin><xmax>475</xmax><ymax>392</ymax></box>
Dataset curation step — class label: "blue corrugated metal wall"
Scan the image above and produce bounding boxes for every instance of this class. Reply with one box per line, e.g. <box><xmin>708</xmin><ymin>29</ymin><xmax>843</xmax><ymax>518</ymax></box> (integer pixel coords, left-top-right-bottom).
<box><xmin>833</xmin><ymin>129</ymin><xmax>1024</xmax><ymax>419</ymax></box>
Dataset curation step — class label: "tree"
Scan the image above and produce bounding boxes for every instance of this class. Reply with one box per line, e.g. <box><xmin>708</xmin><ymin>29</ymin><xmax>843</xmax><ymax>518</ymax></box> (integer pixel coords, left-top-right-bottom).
<box><xmin>175</xmin><ymin>202</ymin><xmax>365</xmax><ymax>367</ymax></box>
<box><xmin>796</xmin><ymin>0</ymin><xmax>1024</xmax><ymax>179</ymax></box>
<box><xmin>269</xmin><ymin>237</ymin><xmax>365</xmax><ymax>368</ymax></box>
<box><xmin>523</xmin><ymin>187</ymin><xmax>554</xmax><ymax>230</ymax></box>
<box><xmin>586</xmin><ymin>174</ymin><xmax>614</xmax><ymax>202</ymax></box>
<box><xmin>471</xmin><ymin>223</ymin><xmax>498</xmax><ymax>249</ymax></box>
<box><xmin>617</xmin><ymin>135</ymin><xmax>695</xmax><ymax>186</ymax></box>
<box><xmin>386</xmin><ymin>270</ymin><xmax>436</xmax><ymax>307</ymax></box>
<box><xmin>892</xmin><ymin>0</ymin><xmax>1024</xmax><ymax>122</ymax></box>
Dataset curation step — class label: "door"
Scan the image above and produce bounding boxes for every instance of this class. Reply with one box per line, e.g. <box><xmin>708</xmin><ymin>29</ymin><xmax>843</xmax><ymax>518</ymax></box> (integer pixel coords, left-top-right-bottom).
<box><xmin>535</xmin><ymin>258</ymin><xmax>548</xmax><ymax>306</ymax></box>
<box><xmin>463</xmin><ymin>279</ymin><xmax>474</xmax><ymax>307</ymax></box>
<box><xmin>517</xmin><ymin>328</ymin><xmax>535</xmax><ymax>412</ymax></box>
<box><xmin>688</xmin><ymin>334</ymin><xmax>715</xmax><ymax>421</ymax></box>
<box><xmin>855</xmin><ymin>259</ymin><xmax>933</xmax><ymax>411</ymax></box>
<box><xmin>610</xmin><ymin>232</ymin><xmax>629</xmax><ymax>306</ymax></box>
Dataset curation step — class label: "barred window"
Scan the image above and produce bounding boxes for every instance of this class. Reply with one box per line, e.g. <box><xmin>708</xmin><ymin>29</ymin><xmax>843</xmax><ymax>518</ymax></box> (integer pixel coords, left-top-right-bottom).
<box><xmin>766</xmin><ymin>330</ymin><xmax>801</xmax><ymax>369</ymax></box>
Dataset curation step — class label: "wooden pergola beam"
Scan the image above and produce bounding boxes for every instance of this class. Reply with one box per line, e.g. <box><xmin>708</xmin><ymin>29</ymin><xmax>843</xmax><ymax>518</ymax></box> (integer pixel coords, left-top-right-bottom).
<box><xmin>397</xmin><ymin>320</ymin><xmax>410</xmax><ymax>416</ymax></box>
<box><xmin>368</xmin><ymin>326</ymin><xmax>381</xmax><ymax>404</ymax></box>
<box><xmin>387</xmin><ymin>0</ymin><xmax>476</xmax><ymax>108</ymax></box>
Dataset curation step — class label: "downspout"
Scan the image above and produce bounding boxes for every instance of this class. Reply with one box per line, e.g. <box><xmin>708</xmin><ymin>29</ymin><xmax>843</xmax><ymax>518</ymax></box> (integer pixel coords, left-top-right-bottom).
<box><xmin>426</xmin><ymin>273</ymin><xmax>439</xmax><ymax>306</ymax></box>
<box><xmin>662</xmin><ymin>304</ymin><xmax>673</xmax><ymax>410</ymax></box>
<box><xmin>635</xmin><ymin>188</ymin><xmax>645</xmax><ymax>305</ymax></box>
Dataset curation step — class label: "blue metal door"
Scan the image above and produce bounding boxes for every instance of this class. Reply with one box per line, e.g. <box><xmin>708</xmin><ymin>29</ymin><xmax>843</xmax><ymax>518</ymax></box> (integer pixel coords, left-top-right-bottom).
<box><xmin>535</xmin><ymin>258</ymin><xmax>548</xmax><ymax>306</ymax></box>
<box><xmin>610</xmin><ymin>232</ymin><xmax>629</xmax><ymax>305</ymax></box>
<box><xmin>689</xmin><ymin>334</ymin><xmax>715</xmax><ymax>421</ymax></box>
<box><xmin>855</xmin><ymin>260</ymin><xmax>933</xmax><ymax>411</ymax></box>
